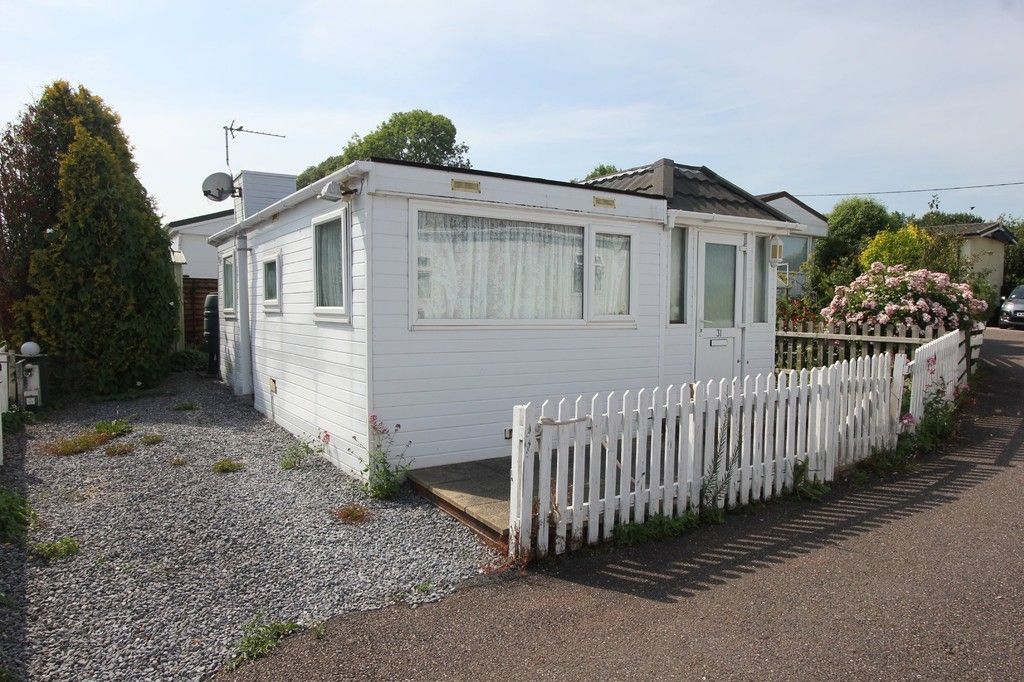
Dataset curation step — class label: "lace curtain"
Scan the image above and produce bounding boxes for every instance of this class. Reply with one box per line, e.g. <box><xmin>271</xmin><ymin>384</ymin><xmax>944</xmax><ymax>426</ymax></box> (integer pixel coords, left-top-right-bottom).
<box><xmin>594</xmin><ymin>234</ymin><xmax>630</xmax><ymax>315</ymax></box>
<box><xmin>417</xmin><ymin>212</ymin><xmax>584</xmax><ymax>320</ymax></box>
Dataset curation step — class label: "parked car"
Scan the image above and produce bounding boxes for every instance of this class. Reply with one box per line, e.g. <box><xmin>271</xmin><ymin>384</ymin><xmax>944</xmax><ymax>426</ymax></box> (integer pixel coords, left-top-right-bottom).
<box><xmin>998</xmin><ymin>285</ymin><xmax>1024</xmax><ymax>328</ymax></box>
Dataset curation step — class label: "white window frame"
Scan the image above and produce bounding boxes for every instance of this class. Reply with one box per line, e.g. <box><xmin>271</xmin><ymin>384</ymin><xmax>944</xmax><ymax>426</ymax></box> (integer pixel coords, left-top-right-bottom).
<box><xmin>311</xmin><ymin>207</ymin><xmax>350</xmax><ymax>324</ymax></box>
<box><xmin>408</xmin><ymin>200</ymin><xmax>637</xmax><ymax>330</ymax></box>
<box><xmin>221</xmin><ymin>254</ymin><xmax>236</xmax><ymax>318</ymax></box>
<box><xmin>589</xmin><ymin>226</ymin><xmax>637</xmax><ymax>323</ymax></box>
<box><xmin>750</xmin><ymin>235</ymin><xmax>772</xmax><ymax>327</ymax></box>
<box><xmin>262</xmin><ymin>250</ymin><xmax>282</xmax><ymax>313</ymax></box>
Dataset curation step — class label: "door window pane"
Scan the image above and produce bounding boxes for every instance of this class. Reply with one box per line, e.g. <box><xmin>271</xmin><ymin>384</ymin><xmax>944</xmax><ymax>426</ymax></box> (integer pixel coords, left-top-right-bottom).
<box><xmin>669</xmin><ymin>227</ymin><xmax>686</xmax><ymax>323</ymax></box>
<box><xmin>703</xmin><ymin>243</ymin><xmax>736</xmax><ymax>327</ymax></box>
<box><xmin>754</xmin><ymin>237</ymin><xmax>767</xmax><ymax>323</ymax></box>
<box><xmin>416</xmin><ymin>212</ymin><xmax>584</xmax><ymax>320</ymax></box>
<box><xmin>223</xmin><ymin>256</ymin><xmax>234</xmax><ymax>309</ymax></box>
<box><xmin>594</xmin><ymin>233</ymin><xmax>630</xmax><ymax>316</ymax></box>
<box><xmin>264</xmin><ymin>260</ymin><xmax>278</xmax><ymax>301</ymax></box>
<box><xmin>315</xmin><ymin>219</ymin><xmax>344</xmax><ymax>307</ymax></box>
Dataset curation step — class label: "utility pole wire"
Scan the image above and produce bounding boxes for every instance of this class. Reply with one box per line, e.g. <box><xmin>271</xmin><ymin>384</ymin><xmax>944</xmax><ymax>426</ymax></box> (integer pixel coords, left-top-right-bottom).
<box><xmin>796</xmin><ymin>180</ymin><xmax>1024</xmax><ymax>198</ymax></box>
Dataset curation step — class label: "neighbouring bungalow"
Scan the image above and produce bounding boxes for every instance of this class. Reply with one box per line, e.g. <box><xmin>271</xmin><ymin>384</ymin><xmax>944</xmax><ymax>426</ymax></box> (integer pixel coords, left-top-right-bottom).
<box><xmin>756</xmin><ymin>190</ymin><xmax>829</xmax><ymax>296</ymax></box>
<box><xmin>922</xmin><ymin>221</ymin><xmax>1018</xmax><ymax>294</ymax></box>
<box><xmin>208</xmin><ymin>158</ymin><xmax>804</xmax><ymax>475</ymax></box>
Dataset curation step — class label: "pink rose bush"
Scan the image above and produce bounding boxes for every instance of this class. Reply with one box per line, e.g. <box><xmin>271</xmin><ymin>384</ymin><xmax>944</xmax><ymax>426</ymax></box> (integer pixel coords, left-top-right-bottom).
<box><xmin>821</xmin><ymin>262</ymin><xmax>986</xmax><ymax>331</ymax></box>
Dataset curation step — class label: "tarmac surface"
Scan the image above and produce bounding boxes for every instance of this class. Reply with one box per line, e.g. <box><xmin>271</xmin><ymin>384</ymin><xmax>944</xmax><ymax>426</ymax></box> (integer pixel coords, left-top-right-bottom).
<box><xmin>220</xmin><ymin>328</ymin><xmax>1024</xmax><ymax>681</ymax></box>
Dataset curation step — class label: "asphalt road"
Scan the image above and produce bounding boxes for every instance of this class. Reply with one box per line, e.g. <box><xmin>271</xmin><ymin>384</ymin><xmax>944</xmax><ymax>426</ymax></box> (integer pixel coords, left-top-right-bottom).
<box><xmin>220</xmin><ymin>328</ymin><xmax>1024</xmax><ymax>682</ymax></box>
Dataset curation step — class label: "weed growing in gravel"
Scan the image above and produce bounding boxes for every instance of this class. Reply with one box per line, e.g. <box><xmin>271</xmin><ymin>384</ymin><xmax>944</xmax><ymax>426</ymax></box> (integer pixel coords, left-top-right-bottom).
<box><xmin>311</xmin><ymin>621</ymin><xmax>327</xmax><ymax>640</ymax></box>
<box><xmin>31</xmin><ymin>536</ymin><xmax>80</xmax><ymax>562</ymax></box>
<box><xmin>349</xmin><ymin>415</ymin><xmax>411</xmax><ymax>500</ymax></box>
<box><xmin>1</xmin><ymin>405</ymin><xmax>36</xmax><ymax>434</ymax></box>
<box><xmin>612</xmin><ymin>512</ymin><xmax>700</xmax><ymax>546</ymax></box>
<box><xmin>332</xmin><ymin>503</ymin><xmax>370</xmax><ymax>524</ymax></box>
<box><xmin>230</xmin><ymin>617</ymin><xmax>299</xmax><ymax>669</ymax></box>
<box><xmin>104</xmin><ymin>442</ymin><xmax>136</xmax><ymax>457</ymax></box>
<box><xmin>280</xmin><ymin>435</ymin><xmax>324</xmax><ymax>471</ymax></box>
<box><xmin>169</xmin><ymin>456</ymin><xmax>188</xmax><ymax>467</ymax></box>
<box><xmin>413</xmin><ymin>580</ymin><xmax>433</xmax><ymax>594</ymax></box>
<box><xmin>172</xmin><ymin>401</ymin><xmax>198</xmax><ymax>411</ymax></box>
<box><xmin>0</xmin><ymin>488</ymin><xmax>34</xmax><ymax>544</ymax></box>
<box><xmin>43</xmin><ymin>431</ymin><xmax>112</xmax><ymax>456</ymax></box>
<box><xmin>95</xmin><ymin>419</ymin><xmax>132</xmax><ymax>437</ymax></box>
<box><xmin>212</xmin><ymin>458</ymin><xmax>245</xmax><ymax>474</ymax></box>
<box><xmin>141</xmin><ymin>434</ymin><xmax>164</xmax><ymax>446</ymax></box>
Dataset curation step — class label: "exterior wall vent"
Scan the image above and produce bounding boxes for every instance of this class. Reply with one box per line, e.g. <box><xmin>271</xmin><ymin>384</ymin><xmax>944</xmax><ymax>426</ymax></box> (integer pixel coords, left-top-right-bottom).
<box><xmin>593</xmin><ymin>196</ymin><xmax>616</xmax><ymax>209</ymax></box>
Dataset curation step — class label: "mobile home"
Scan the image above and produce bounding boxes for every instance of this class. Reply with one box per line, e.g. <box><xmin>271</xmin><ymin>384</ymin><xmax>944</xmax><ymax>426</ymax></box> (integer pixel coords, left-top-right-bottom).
<box><xmin>208</xmin><ymin>158</ymin><xmax>802</xmax><ymax>474</ymax></box>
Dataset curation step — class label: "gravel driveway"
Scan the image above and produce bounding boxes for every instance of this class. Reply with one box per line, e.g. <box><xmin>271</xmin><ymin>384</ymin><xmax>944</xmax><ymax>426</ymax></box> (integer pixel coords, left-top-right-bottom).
<box><xmin>0</xmin><ymin>372</ymin><xmax>496</xmax><ymax>681</ymax></box>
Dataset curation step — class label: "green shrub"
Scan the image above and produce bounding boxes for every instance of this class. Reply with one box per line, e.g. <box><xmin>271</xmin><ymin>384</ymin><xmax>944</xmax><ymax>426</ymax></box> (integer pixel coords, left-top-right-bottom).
<box><xmin>1</xmin><ymin>406</ymin><xmax>36</xmax><ymax>434</ymax></box>
<box><xmin>95</xmin><ymin>419</ymin><xmax>132</xmax><ymax>437</ymax></box>
<box><xmin>141</xmin><ymin>434</ymin><xmax>164</xmax><ymax>445</ymax></box>
<box><xmin>0</xmin><ymin>488</ymin><xmax>33</xmax><ymax>544</ymax></box>
<box><xmin>612</xmin><ymin>512</ymin><xmax>699</xmax><ymax>546</ymax></box>
<box><xmin>230</xmin><ymin>617</ymin><xmax>299</xmax><ymax>669</ymax></box>
<box><xmin>169</xmin><ymin>347</ymin><xmax>207</xmax><ymax>372</ymax></box>
<box><xmin>32</xmin><ymin>536</ymin><xmax>79</xmax><ymax>562</ymax></box>
<box><xmin>212</xmin><ymin>458</ymin><xmax>245</xmax><ymax>474</ymax></box>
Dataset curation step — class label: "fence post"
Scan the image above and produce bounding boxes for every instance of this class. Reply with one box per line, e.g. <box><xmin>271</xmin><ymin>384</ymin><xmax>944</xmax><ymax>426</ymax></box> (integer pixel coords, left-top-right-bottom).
<box><xmin>508</xmin><ymin>404</ymin><xmax>535</xmax><ymax>560</ymax></box>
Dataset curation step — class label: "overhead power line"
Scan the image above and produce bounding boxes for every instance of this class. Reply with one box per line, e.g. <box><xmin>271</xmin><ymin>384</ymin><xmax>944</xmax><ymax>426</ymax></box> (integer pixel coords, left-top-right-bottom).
<box><xmin>796</xmin><ymin>180</ymin><xmax>1024</xmax><ymax>198</ymax></box>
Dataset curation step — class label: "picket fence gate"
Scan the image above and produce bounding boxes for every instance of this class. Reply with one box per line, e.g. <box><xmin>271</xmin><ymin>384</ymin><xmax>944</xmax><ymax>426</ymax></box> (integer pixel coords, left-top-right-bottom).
<box><xmin>904</xmin><ymin>330</ymin><xmax>966</xmax><ymax>428</ymax></box>
<box><xmin>508</xmin><ymin>351</ymin><xmax>907</xmax><ymax>559</ymax></box>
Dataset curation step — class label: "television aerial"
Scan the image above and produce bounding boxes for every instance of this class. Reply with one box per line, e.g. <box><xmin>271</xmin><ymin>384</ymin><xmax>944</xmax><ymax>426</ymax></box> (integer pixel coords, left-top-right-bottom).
<box><xmin>222</xmin><ymin>120</ymin><xmax>285</xmax><ymax>170</ymax></box>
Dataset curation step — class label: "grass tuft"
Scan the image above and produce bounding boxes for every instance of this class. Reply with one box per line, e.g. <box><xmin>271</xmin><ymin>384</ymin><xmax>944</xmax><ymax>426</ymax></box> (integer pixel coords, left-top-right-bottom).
<box><xmin>44</xmin><ymin>431</ymin><xmax>112</xmax><ymax>456</ymax></box>
<box><xmin>331</xmin><ymin>503</ymin><xmax>370</xmax><ymax>524</ymax></box>
<box><xmin>612</xmin><ymin>512</ymin><xmax>700</xmax><ymax>546</ymax></box>
<box><xmin>230</xmin><ymin>618</ymin><xmax>299</xmax><ymax>669</ymax></box>
<box><xmin>0</xmin><ymin>488</ymin><xmax>34</xmax><ymax>544</ymax></box>
<box><xmin>172</xmin><ymin>402</ymin><xmax>198</xmax><ymax>412</ymax></box>
<box><xmin>169</xmin><ymin>456</ymin><xmax>188</xmax><ymax>467</ymax></box>
<box><xmin>31</xmin><ymin>536</ymin><xmax>79</xmax><ymax>562</ymax></box>
<box><xmin>141</xmin><ymin>434</ymin><xmax>164</xmax><ymax>446</ymax></box>
<box><xmin>212</xmin><ymin>458</ymin><xmax>245</xmax><ymax>474</ymax></box>
<box><xmin>104</xmin><ymin>442</ymin><xmax>136</xmax><ymax>457</ymax></box>
<box><xmin>413</xmin><ymin>580</ymin><xmax>433</xmax><ymax>594</ymax></box>
<box><xmin>95</xmin><ymin>419</ymin><xmax>132</xmax><ymax>437</ymax></box>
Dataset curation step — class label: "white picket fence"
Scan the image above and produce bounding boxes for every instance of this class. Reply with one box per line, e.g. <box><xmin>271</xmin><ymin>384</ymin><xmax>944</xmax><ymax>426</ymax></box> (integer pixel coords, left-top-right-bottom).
<box><xmin>508</xmin><ymin>329</ymin><xmax>972</xmax><ymax>559</ymax></box>
<box><xmin>904</xmin><ymin>330</ymin><xmax>966</xmax><ymax>428</ymax></box>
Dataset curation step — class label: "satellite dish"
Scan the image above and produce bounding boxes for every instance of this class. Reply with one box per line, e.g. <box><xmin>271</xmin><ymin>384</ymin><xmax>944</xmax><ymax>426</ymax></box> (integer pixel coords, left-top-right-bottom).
<box><xmin>202</xmin><ymin>172</ymin><xmax>235</xmax><ymax>202</ymax></box>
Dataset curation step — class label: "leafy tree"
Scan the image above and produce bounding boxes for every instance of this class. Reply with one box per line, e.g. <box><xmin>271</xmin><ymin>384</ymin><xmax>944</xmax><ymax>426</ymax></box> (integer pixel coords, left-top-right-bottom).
<box><xmin>0</xmin><ymin>81</ymin><xmax>133</xmax><ymax>341</ymax></box>
<box><xmin>584</xmin><ymin>164</ymin><xmax>619</xmax><ymax>181</ymax></box>
<box><xmin>802</xmin><ymin>197</ymin><xmax>901</xmax><ymax>310</ymax></box>
<box><xmin>859</xmin><ymin>225</ymin><xmax>936</xmax><ymax>271</ymax></box>
<box><xmin>23</xmin><ymin>122</ymin><xmax>178</xmax><ymax>394</ymax></box>
<box><xmin>296</xmin><ymin>110</ymin><xmax>470</xmax><ymax>188</ymax></box>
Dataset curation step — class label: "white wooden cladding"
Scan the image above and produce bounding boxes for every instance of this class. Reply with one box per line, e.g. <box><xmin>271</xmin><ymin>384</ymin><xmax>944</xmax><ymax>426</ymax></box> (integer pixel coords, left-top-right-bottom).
<box><xmin>509</xmin><ymin>351</ymin><xmax>903</xmax><ymax>559</ymax></box>
<box><xmin>904</xmin><ymin>330</ymin><xmax>967</xmax><ymax>430</ymax></box>
<box><xmin>0</xmin><ymin>345</ymin><xmax>9</xmax><ymax>466</ymax></box>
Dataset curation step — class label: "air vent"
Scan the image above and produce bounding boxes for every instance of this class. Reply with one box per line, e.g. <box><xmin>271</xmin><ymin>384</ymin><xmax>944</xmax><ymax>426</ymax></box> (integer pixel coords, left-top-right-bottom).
<box><xmin>593</xmin><ymin>196</ymin><xmax>616</xmax><ymax>209</ymax></box>
<box><xmin>451</xmin><ymin>178</ymin><xmax>481</xmax><ymax>193</ymax></box>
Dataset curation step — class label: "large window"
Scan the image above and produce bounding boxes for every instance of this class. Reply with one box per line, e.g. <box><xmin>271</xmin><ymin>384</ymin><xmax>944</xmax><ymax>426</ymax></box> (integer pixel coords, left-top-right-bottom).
<box><xmin>222</xmin><ymin>256</ymin><xmax>235</xmax><ymax>310</ymax></box>
<box><xmin>414</xmin><ymin>210</ymin><xmax>636</xmax><ymax>323</ymax></box>
<box><xmin>754</xmin><ymin>236</ymin><xmax>768</xmax><ymax>323</ymax></box>
<box><xmin>314</xmin><ymin>217</ymin><xmax>345</xmax><ymax>310</ymax></box>
<box><xmin>669</xmin><ymin>227</ymin><xmax>687</xmax><ymax>323</ymax></box>
<box><xmin>416</xmin><ymin>212</ymin><xmax>585</xmax><ymax>320</ymax></box>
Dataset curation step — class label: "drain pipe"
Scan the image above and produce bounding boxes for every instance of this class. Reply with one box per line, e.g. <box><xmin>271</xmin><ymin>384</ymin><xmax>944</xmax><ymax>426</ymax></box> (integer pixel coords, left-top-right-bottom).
<box><xmin>234</xmin><ymin>234</ymin><xmax>253</xmax><ymax>397</ymax></box>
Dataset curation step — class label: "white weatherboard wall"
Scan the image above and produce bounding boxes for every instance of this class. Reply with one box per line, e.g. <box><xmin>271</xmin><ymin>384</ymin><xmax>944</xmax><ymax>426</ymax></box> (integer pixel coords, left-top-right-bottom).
<box><xmin>169</xmin><ymin>212</ymin><xmax>233</xmax><ymax>279</ymax></box>
<box><xmin>239</xmin><ymin>196</ymin><xmax>369</xmax><ymax>473</ymax></box>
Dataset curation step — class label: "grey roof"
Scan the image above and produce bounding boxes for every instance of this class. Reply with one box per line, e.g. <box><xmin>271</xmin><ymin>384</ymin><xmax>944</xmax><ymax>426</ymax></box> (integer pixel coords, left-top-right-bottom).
<box><xmin>923</xmin><ymin>221</ymin><xmax>1018</xmax><ymax>245</ymax></box>
<box><xmin>585</xmin><ymin>159</ymin><xmax>795</xmax><ymax>223</ymax></box>
<box><xmin>756</xmin><ymin>190</ymin><xmax>829</xmax><ymax>222</ymax></box>
<box><xmin>166</xmin><ymin>209</ymin><xmax>234</xmax><ymax>229</ymax></box>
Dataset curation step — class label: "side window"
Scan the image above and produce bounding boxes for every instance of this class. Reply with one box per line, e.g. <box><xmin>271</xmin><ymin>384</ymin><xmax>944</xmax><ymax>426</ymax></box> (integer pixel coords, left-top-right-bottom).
<box><xmin>754</xmin><ymin>236</ymin><xmax>768</xmax><ymax>323</ymax></box>
<box><xmin>263</xmin><ymin>255</ymin><xmax>280</xmax><ymax>307</ymax></box>
<box><xmin>314</xmin><ymin>216</ymin><xmax>346</xmax><ymax>311</ymax></box>
<box><xmin>222</xmin><ymin>255</ymin><xmax>235</xmax><ymax>310</ymax></box>
<box><xmin>669</xmin><ymin>227</ymin><xmax>686</xmax><ymax>323</ymax></box>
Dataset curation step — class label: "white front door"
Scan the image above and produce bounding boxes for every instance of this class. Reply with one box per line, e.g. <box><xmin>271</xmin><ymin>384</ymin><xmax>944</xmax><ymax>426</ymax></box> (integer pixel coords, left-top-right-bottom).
<box><xmin>695</xmin><ymin>232</ymin><xmax>743</xmax><ymax>382</ymax></box>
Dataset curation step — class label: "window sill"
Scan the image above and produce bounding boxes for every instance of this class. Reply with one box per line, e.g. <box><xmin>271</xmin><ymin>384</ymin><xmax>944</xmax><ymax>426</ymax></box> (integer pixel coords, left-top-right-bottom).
<box><xmin>314</xmin><ymin>307</ymin><xmax>350</xmax><ymax>325</ymax></box>
<box><xmin>411</xmin><ymin>320</ymin><xmax>638</xmax><ymax>331</ymax></box>
<box><xmin>223</xmin><ymin>309</ymin><xmax>237</xmax><ymax>321</ymax></box>
<box><xmin>263</xmin><ymin>301</ymin><xmax>281</xmax><ymax>314</ymax></box>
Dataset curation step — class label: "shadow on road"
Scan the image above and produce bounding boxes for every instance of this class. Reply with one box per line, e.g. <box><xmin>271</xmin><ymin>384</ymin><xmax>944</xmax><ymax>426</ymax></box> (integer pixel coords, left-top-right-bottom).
<box><xmin>548</xmin><ymin>331</ymin><xmax>1023</xmax><ymax>604</ymax></box>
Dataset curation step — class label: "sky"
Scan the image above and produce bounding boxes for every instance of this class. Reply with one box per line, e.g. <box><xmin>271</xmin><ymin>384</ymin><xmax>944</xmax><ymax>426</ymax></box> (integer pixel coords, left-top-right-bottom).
<box><xmin>2</xmin><ymin>0</ymin><xmax>1022</xmax><ymax>223</ymax></box>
